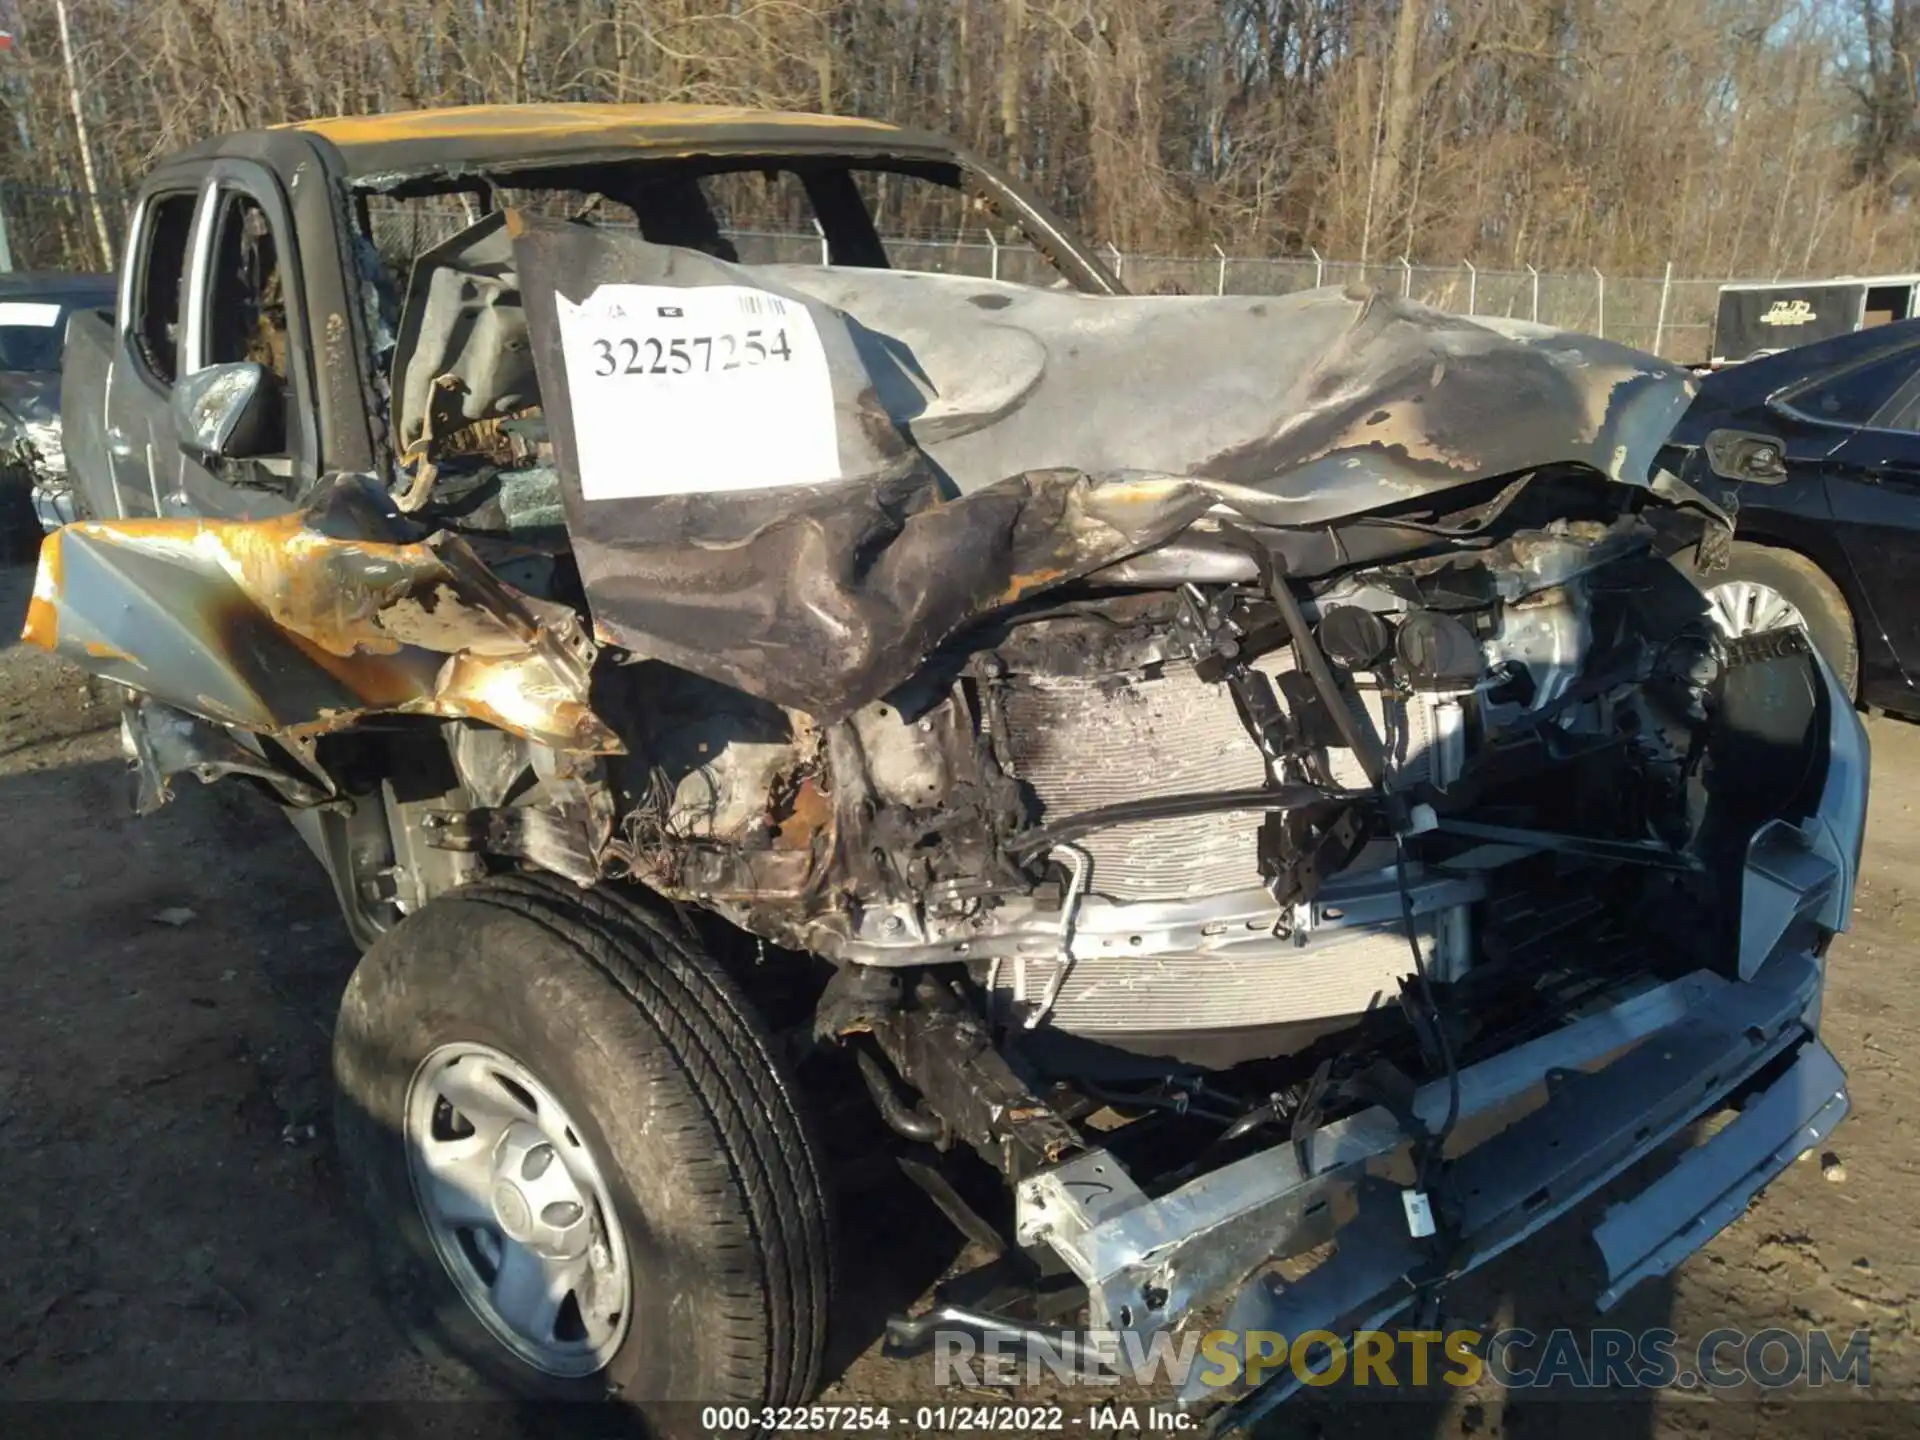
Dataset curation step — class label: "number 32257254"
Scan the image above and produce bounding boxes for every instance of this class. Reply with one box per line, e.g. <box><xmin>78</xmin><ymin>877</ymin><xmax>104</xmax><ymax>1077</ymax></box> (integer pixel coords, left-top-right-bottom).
<box><xmin>589</xmin><ymin>328</ymin><xmax>794</xmax><ymax>377</ymax></box>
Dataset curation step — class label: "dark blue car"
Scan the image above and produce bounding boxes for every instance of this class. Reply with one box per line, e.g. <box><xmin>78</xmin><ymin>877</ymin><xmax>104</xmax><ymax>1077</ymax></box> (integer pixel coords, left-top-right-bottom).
<box><xmin>1665</xmin><ymin>317</ymin><xmax>1920</xmax><ymax>713</ymax></box>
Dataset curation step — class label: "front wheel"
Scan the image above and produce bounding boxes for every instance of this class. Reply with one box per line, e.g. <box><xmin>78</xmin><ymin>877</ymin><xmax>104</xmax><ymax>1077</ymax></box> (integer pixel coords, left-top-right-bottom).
<box><xmin>1697</xmin><ymin>541</ymin><xmax>1859</xmax><ymax>698</ymax></box>
<box><xmin>331</xmin><ymin>874</ymin><xmax>833</xmax><ymax>1433</ymax></box>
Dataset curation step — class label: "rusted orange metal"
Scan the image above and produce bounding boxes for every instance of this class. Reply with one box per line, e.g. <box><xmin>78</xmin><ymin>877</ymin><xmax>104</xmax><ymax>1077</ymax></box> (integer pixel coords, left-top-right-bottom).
<box><xmin>22</xmin><ymin>509</ymin><xmax>620</xmax><ymax>754</ymax></box>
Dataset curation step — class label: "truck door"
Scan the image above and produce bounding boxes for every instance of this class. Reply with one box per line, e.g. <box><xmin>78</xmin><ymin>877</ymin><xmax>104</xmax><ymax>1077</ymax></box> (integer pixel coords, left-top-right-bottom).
<box><xmin>67</xmin><ymin>158</ymin><xmax>319</xmax><ymax>524</ymax></box>
<box><xmin>64</xmin><ymin>175</ymin><xmax>208</xmax><ymax>521</ymax></box>
<box><xmin>171</xmin><ymin>159</ymin><xmax>318</xmax><ymax>518</ymax></box>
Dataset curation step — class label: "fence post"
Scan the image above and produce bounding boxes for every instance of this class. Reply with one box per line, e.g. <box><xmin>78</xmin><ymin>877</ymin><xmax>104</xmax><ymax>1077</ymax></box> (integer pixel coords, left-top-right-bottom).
<box><xmin>985</xmin><ymin>227</ymin><xmax>1000</xmax><ymax>283</ymax></box>
<box><xmin>1400</xmin><ymin>255</ymin><xmax>1413</xmax><ymax>297</ymax></box>
<box><xmin>812</xmin><ymin>217</ymin><xmax>829</xmax><ymax>266</ymax></box>
<box><xmin>1526</xmin><ymin>264</ymin><xmax>1540</xmax><ymax>323</ymax></box>
<box><xmin>1593</xmin><ymin>266</ymin><xmax>1605</xmax><ymax>338</ymax></box>
<box><xmin>0</xmin><ymin>183</ymin><xmax>12</xmax><ymax>274</ymax></box>
<box><xmin>1310</xmin><ymin>246</ymin><xmax>1324</xmax><ymax>288</ymax></box>
<box><xmin>1464</xmin><ymin>260</ymin><xmax>1477</xmax><ymax>315</ymax></box>
<box><xmin>1105</xmin><ymin>241</ymin><xmax>1124</xmax><ymax>281</ymax></box>
<box><xmin>1212</xmin><ymin>242</ymin><xmax>1226</xmax><ymax>296</ymax></box>
<box><xmin>1653</xmin><ymin>259</ymin><xmax>1673</xmax><ymax>356</ymax></box>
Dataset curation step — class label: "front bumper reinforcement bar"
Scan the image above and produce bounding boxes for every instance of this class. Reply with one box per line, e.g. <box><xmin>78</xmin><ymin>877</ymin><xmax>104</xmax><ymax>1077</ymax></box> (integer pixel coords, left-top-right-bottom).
<box><xmin>1005</xmin><ymin>948</ymin><xmax>1841</xmax><ymax>1431</ymax></box>
<box><xmin>1187</xmin><ymin>948</ymin><xmax>1842</xmax><ymax>1430</ymax></box>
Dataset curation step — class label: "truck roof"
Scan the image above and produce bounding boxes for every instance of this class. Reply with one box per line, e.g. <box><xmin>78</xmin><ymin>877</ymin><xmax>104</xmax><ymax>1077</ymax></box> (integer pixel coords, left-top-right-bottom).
<box><xmin>265</xmin><ymin>102</ymin><xmax>959</xmax><ymax>180</ymax></box>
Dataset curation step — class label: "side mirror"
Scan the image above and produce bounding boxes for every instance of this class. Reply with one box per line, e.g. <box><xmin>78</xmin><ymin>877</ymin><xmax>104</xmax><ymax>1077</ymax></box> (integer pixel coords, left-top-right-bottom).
<box><xmin>173</xmin><ymin>362</ymin><xmax>281</xmax><ymax>464</ymax></box>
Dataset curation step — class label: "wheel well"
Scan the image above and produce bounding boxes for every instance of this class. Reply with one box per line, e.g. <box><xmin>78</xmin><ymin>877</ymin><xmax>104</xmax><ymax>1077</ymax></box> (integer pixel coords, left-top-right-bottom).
<box><xmin>298</xmin><ymin>720</ymin><xmax>822</xmax><ymax>1002</ymax></box>
<box><xmin>1707</xmin><ymin>530</ymin><xmax>1870</xmax><ymax>704</ymax></box>
<box><xmin>299</xmin><ymin>722</ymin><xmax>495</xmax><ymax>949</ymax></box>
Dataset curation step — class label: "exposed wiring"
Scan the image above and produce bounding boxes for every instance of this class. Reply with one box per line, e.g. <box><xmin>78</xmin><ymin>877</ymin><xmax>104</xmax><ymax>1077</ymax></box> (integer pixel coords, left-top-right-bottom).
<box><xmin>1396</xmin><ymin>828</ymin><xmax>1461</xmax><ymax>1191</ymax></box>
<box><xmin>1079</xmin><ymin>1078</ymin><xmax>1242</xmax><ymax>1127</ymax></box>
<box><xmin>1384</xmin><ymin>694</ymin><xmax>1462</xmax><ymax>1198</ymax></box>
<box><xmin>1215</xmin><ymin>1088</ymin><xmax>1302</xmax><ymax>1146</ymax></box>
<box><xmin>1006</xmin><ymin>783</ymin><xmax>1354</xmax><ymax>858</ymax></box>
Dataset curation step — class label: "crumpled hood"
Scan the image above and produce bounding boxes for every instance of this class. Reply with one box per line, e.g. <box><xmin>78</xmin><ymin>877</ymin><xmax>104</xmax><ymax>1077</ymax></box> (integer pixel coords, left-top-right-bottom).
<box><xmin>755</xmin><ymin>265</ymin><xmax>1695</xmax><ymax>506</ymax></box>
<box><xmin>503</xmin><ymin>216</ymin><xmax>1695</xmax><ymax>720</ymax></box>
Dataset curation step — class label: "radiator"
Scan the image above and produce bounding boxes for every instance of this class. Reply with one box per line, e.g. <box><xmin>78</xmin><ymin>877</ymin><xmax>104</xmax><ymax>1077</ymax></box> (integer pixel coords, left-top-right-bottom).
<box><xmin>994</xmin><ymin>929</ymin><xmax>1420</xmax><ymax>1037</ymax></box>
<box><xmin>997</xmin><ymin>652</ymin><xmax>1429</xmax><ymax>903</ymax></box>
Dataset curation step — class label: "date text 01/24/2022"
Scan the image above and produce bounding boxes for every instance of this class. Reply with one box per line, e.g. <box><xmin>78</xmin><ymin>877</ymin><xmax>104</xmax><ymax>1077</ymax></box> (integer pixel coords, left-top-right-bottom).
<box><xmin>698</xmin><ymin>1404</ymin><xmax>1196</xmax><ymax>1432</ymax></box>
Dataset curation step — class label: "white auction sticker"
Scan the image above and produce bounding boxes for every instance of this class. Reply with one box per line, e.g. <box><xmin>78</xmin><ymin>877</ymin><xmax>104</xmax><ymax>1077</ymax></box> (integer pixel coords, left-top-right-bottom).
<box><xmin>555</xmin><ymin>283</ymin><xmax>841</xmax><ymax>499</ymax></box>
<box><xmin>0</xmin><ymin>301</ymin><xmax>61</xmax><ymax>327</ymax></box>
<box><xmin>1401</xmin><ymin>1187</ymin><xmax>1437</xmax><ymax>1238</ymax></box>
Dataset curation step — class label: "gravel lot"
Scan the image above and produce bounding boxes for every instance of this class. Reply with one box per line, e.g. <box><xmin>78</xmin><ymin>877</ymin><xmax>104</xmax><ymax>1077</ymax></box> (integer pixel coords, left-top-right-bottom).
<box><xmin>1</xmin><ymin>555</ymin><xmax>1915</xmax><ymax>1438</ymax></box>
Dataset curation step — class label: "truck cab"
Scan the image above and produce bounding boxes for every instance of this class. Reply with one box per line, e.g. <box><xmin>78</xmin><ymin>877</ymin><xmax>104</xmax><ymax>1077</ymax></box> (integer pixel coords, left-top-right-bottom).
<box><xmin>64</xmin><ymin>105</ymin><xmax>1119</xmax><ymax>527</ymax></box>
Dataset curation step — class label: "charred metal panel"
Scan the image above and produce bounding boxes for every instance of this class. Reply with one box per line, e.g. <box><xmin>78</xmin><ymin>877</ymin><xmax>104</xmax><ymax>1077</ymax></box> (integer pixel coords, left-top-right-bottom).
<box><xmin>121</xmin><ymin>693</ymin><xmax>330</xmax><ymax>813</ymax></box>
<box><xmin>511</xmin><ymin>217</ymin><xmax>1693</xmax><ymax>722</ymax></box>
<box><xmin>22</xmin><ymin>474</ymin><xmax>617</xmax><ymax>752</ymax></box>
<box><xmin>276</xmin><ymin>104</ymin><xmax>942</xmax><ymax>178</ymax></box>
<box><xmin>772</xmin><ymin>270</ymin><xmax>1694</xmax><ymax>501</ymax></box>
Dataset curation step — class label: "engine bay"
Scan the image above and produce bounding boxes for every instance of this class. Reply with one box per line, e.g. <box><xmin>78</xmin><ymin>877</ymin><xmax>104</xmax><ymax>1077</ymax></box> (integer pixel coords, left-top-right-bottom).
<box><xmin>567</xmin><ymin>473</ymin><xmax>1771</xmax><ymax>1082</ymax></box>
<box><xmin>31</xmin><ymin>209</ymin><xmax>1826</xmax><ymax>1151</ymax></box>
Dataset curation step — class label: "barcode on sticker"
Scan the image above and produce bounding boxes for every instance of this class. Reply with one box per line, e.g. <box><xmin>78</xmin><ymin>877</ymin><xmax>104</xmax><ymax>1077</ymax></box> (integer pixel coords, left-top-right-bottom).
<box><xmin>737</xmin><ymin>293</ymin><xmax>788</xmax><ymax>317</ymax></box>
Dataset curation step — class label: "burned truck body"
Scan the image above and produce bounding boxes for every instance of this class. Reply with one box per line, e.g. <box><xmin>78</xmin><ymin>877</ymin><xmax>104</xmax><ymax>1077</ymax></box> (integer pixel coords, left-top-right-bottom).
<box><xmin>27</xmin><ymin>106</ymin><xmax>1862</xmax><ymax>1430</ymax></box>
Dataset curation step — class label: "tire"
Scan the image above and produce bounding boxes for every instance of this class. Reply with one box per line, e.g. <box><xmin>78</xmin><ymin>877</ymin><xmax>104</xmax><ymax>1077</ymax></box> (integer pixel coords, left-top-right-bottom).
<box><xmin>1696</xmin><ymin>541</ymin><xmax>1858</xmax><ymax>698</ymax></box>
<box><xmin>332</xmin><ymin>873</ymin><xmax>833</xmax><ymax>1433</ymax></box>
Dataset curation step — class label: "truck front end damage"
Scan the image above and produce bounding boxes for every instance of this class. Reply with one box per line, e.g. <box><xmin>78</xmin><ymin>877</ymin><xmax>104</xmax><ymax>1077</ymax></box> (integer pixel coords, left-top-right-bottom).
<box><xmin>26</xmin><ymin>207</ymin><xmax>1864</xmax><ymax>1424</ymax></box>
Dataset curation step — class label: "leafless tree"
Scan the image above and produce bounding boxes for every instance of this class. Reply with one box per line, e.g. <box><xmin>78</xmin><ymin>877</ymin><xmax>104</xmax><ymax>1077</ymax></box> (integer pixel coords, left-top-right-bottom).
<box><xmin>0</xmin><ymin>0</ymin><xmax>1911</xmax><ymax>280</ymax></box>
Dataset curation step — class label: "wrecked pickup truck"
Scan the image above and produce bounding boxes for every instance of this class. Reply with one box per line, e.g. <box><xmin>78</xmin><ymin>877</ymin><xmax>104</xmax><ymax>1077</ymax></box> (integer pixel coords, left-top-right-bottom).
<box><xmin>26</xmin><ymin>104</ymin><xmax>1863</xmax><ymax>1430</ymax></box>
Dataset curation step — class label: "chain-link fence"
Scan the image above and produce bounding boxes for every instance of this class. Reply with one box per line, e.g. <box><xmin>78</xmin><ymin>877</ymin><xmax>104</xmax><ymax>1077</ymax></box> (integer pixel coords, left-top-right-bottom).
<box><xmin>2</xmin><ymin>180</ymin><xmax>1733</xmax><ymax>361</ymax></box>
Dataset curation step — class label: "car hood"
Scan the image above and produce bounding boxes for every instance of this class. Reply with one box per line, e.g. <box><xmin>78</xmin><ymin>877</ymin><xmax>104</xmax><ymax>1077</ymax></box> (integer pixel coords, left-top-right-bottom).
<box><xmin>754</xmin><ymin>265</ymin><xmax>1695</xmax><ymax>507</ymax></box>
<box><xmin>451</xmin><ymin>216</ymin><xmax>1699</xmax><ymax>718</ymax></box>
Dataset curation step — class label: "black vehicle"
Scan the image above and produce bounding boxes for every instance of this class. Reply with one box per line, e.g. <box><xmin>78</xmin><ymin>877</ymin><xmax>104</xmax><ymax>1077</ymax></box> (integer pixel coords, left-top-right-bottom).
<box><xmin>1664</xmin><ymin>316</ymin><xmax>1920</xmax><ymax>712</ymax></box>
<box><xmin>0</xmin><ymin>270</ymin><xmax>116</xmax><ymax>556</ymax></box>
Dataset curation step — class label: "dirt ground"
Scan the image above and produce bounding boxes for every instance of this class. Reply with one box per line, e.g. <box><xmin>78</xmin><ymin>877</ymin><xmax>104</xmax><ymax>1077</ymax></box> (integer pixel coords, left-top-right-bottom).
<box><xmin>2</xmin><ymin>551</ymin><xmax>1918</xmax><ymax>1438</ymax></box>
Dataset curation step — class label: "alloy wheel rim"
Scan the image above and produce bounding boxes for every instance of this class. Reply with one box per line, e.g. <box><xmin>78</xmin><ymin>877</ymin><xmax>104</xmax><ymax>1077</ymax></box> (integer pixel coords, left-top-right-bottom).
<box><xmin>1704</xmin><ymin>578</ymin><xmax>1808</xmax><ymax>642</ymax></box>
<box><xmin>403</xmin><ymin>1041</ymin><xmax>633</xmax><ymax>1376</ymax></box>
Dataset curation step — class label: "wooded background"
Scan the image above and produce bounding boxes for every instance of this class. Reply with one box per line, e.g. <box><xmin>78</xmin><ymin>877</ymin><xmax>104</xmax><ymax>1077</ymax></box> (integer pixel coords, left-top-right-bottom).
<box><xmin>0</xmin><ymin>0</ymin><xmax>1916</xmax><ymax>282</ymax></box>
